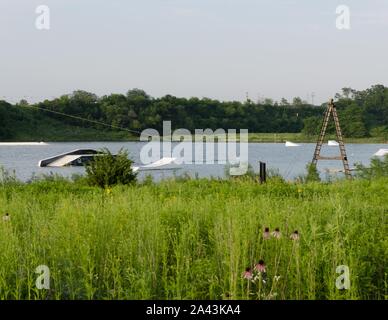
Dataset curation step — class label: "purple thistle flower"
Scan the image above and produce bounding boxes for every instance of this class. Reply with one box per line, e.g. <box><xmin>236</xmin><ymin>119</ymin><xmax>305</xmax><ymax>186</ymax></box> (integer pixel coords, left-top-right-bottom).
<box><xmin>272</xmin><ymin>227</ymin><xmax>281</xmax><ymax>239</ymax></box>
<box><xmin>254</xmin><ymin>260</ymin><xmax>266</xmax><ymax>273</ymax></box>
<box><xmin>243</xmin><ymin>267</ymin><xmax>253</xmax><ymax>280</ymax></box>
<box><xmin>290</xmin><ymin>230</ymin><xmax>300</xmax><ymax>241</ymax></box>
<box><xmin>263</xmin><ymin>227</ymin><xmax>270</xmax><ymax>240</ymax></box>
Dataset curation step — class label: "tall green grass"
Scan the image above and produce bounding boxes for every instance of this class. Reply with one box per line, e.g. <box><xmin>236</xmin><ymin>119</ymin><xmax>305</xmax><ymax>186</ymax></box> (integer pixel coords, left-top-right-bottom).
<box><xmin>0</xmin><ymin>177</ymin><xmax>386</xmax><ymax>300</ymax></box>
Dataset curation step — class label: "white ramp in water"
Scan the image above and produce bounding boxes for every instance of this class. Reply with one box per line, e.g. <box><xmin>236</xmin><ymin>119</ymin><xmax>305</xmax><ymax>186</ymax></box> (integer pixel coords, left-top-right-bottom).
<box><xmin>132</xmin><ymin>158</ymin><xmax>178</xmax><ymax>172</ymax></box>
<box><xmin>47</xmin><ymin>155</ymin><xmax>83</xmax><ymax>167</ymax></box>
<box><xmin>285</xmin><ymin>141</ymin><xmax>300</xmax><ymax>147</ymax></box>
<box><xmin>0</xmin><ymin>142</ymin><xmax>48</xmax><ymax>146</ymax></box>
<box><xmin>140</xmin><ymin>157</ymin><xmax>177</xmax><ymax>170</ymax></box>
<box><xmin>374</xmin><ymin>149</ymin><xmax>388</xmax><ymax>157</ymax></box>
<box><xmin>328</xmin><ymin>140</ymin><xmax>339</xmax><ymax>146</ymax></box>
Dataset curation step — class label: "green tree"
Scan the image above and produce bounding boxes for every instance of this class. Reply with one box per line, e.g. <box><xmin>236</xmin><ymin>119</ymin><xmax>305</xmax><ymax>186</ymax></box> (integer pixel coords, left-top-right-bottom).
<box><xmin>341</xmin><ymin>104</ymin><xmax>367</xmax><ymax>137</ymax></box>
<box><xmin>292</xmin><ymin>97</ymin><xmax>303</xmax><ymax>107</ymax></box>
<box><xmin>85</xmin><ymin>148</ymin><xmax>137</xmax><ymax>188</ymax></box>
<box><xmin>280</xmin><ymin>98</ymin><xmax>290</xmax><ymax>106</ymax></box>
<box><xmin>302</xmin><ymin>116</ymin><xmax>321</xmax><ymax>136</ymax></box>
<box><xmin>370</xmin><ymin>126</ymin><xmax>388</xmax><ymax>140</ymax></box>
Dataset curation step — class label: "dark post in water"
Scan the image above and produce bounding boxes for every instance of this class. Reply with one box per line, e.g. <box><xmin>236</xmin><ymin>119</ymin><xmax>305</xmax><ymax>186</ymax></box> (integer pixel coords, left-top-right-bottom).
<box><xmin>259</xmin><ymin>161</ymin><xmax>267</xmax><ymax>184</ymax></box>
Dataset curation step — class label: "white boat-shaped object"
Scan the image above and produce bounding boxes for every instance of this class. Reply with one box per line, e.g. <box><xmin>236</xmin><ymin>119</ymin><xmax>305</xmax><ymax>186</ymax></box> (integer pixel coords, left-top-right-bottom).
<box><xmin>39</xmin><ymin>150</ymin><xmax>180</xmax><ymax>172</ymax></box>
<box><xmin>132</xmin><ymin>157</ymin><xmax>178</xmax><ymax>172</ymax></box>
<box><xmin>39</xmin><ymin>149</ymin><xmax>101</xmax><ymax>167</ymax></box>
<box><xmin>285</xmin><ymin>141</ymin><xmax>300</xmax><ymax>147</ymax></box>
<box><xmin>373</xmin><ymin>149</ymin><xmax>388</xmax><ymax>157</ymax></box>
<box><xmin>328</xmin><ymin>140</ymin><xmax>339</xmax><ymax>146</ymax></box>
<box><xmin>0</xmin><ymin>142</ymin><xmax>48</xmax><ymax>146</ymax></box>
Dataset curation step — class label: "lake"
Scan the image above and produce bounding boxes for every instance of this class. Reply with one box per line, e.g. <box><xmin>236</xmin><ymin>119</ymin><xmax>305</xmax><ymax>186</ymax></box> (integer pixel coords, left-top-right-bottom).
<box><xmin>0</xmin><ymin>142</ymin><xmax>386</xmax><ymax>182</ymax></box>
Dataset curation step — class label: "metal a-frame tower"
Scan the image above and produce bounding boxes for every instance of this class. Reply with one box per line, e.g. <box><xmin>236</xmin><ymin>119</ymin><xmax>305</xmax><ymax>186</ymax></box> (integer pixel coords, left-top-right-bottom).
<box><xmin>312</xmin><ymin>99</ymin><xmax>352</xmax><ymax>179</ymax></box>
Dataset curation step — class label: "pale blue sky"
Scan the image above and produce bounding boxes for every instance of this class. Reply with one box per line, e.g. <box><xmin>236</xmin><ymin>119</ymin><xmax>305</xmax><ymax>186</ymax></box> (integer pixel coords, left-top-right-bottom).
<box><xmin>0</xmin><ymin>0</ymin><xmax>387</xmax><ymax>104</ymax></box>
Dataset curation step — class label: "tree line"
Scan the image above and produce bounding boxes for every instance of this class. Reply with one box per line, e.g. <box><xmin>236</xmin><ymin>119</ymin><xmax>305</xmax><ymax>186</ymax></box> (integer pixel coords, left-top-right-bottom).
<box><xmin>1</xmin><ymin>84</ymin><xmax>387</xmax><ymax>140</ymax></box>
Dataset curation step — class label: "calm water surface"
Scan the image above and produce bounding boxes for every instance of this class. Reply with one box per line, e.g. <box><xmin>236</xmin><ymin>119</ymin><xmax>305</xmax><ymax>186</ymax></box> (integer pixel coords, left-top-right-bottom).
<box><xmin>0</xmin><ymin>142</ymin><xmax>386</xmax><ymax>182</ymax></box>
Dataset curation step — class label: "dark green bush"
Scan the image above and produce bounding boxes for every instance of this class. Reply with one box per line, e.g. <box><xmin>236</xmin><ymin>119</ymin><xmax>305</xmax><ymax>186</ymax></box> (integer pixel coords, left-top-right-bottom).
<box><xmin>85</xmin><ymin>148</ymin><xmax>137</xmax><ymax>188</ymax></box>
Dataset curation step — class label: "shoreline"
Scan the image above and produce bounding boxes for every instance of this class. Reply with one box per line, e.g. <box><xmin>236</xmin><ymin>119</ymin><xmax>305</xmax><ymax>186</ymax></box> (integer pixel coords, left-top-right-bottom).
<box><xmin>1</xmin><ymin>131</ymin><xmax>387</xmax><ymax>144</ymax></box>
<box><xmin>1</xmin><ymin>137</ymin><xmax>387</xmax><ymax>144</ymax></box>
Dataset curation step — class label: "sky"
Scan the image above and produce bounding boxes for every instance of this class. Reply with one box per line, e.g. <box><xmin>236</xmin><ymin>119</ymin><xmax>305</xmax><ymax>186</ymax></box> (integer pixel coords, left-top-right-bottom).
<box><xmin>0</xmin><ymin>0</ymin><xmax>387</xmax><ymax>104</ymax></box>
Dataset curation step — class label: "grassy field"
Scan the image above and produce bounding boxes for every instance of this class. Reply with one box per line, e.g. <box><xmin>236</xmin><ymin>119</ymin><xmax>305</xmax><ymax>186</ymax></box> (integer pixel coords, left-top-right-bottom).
<box><xmin>248</xmin><ymin>133</ymin><xmax>388</xmax><ymax>143</ymax></box>
<box><xmin>0</xmin><ymin>177</ymin><xmax>386</xmax><ymax>300</ymax></box>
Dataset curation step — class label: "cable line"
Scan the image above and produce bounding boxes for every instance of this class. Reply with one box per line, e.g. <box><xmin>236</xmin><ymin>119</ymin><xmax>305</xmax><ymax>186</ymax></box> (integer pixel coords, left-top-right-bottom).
<box><xmin>21</xmin><ymin>104</ymin><xmax>142</xmax><ymax>135</ymax></box>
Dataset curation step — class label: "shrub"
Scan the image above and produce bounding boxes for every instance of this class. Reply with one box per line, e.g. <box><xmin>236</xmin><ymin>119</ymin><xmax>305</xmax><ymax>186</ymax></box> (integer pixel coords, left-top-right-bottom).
<box><xmin>355</xmin><ymin>155</ymin><xmax>388</xmax><ymax>179</ymax></box>
<box><xmin>28</xmin><ymin>172</ymin><xmax>72</xmax><ymax>183</ymax></box>
<box><xmin>296</xmin><ymin>163</ymin><xmax>321</xmax><ymax>183</ymax></box>
<box><xmin>0</xmin><ymin>166</ymin><xmax>19</xmax><ymax>186</ymax></box>
<box><xmin>85</xmin><ymin>148</ymin><xmax>137</xmax><ymax>188</ymax></box>
<box><xmin>370</xmin><ymin>126</ymin><xmax>388</xmax><ymax>140</ymax></box>
<box><xmin>306</xmin><ymin>163</ymin><xmax>321</xmax><ymax>182</ymax></box>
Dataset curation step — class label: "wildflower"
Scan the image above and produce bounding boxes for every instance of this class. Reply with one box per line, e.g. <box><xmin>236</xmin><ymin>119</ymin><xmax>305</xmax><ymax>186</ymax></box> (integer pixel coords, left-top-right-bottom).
<box><xmin>274</xmin><ymin>275</ymin><xmax>281</xmax><ymax>281</ymax></box>
<box><xmin>298</xmin><ymin>188</ymin><xmax>302</xmax><ymax>193</ymax></box>
<box><xmin>263</xmin><ymin>227</ymin><xmax>270</xmax><ymax>240</ymax></box>
<box><xmin>254</xmin><ymin>260</ymin><xmax>266</xmax><ymax>273</ymax></box>
<box><xmin>272</xmin><ymin>227</ymin><xmax>281</xmax><ymax>239</ymax></box>
<box><xmin>243</xmin><ymin>267</ymin><xmax>253</xmax><ymax>280</ymax></box>
<box><xmin>290</xmin><ymin>230</ymin><xmax>300</xmax><ymax>241</ymax></box>
<box><xmin>2</xmin><ymin>213</ymin><xmax>10</xmax><ymax>222</ymax></box>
